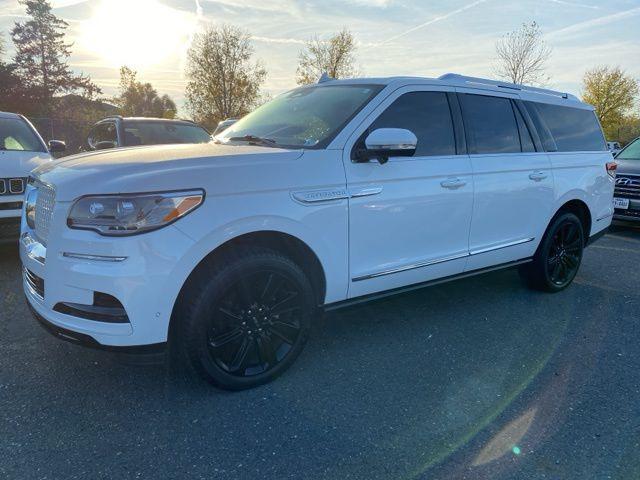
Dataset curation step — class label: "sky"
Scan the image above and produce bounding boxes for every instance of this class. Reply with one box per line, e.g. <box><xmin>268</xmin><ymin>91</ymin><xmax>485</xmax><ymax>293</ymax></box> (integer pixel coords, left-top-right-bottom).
<box><xmin>0</xmin><ymin>0</ymin><xmax>638</xmax><ymax>114</ymax></box>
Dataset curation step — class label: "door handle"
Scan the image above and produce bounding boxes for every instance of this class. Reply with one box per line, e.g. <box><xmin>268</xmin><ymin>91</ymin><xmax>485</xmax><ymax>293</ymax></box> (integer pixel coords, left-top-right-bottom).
<box><xmin>529</xmin><ymin>171</ymin><xmax>548</xmax><ymax>181</ymax></box>
<box><xmin>440</xmin><ymin>178</ymin><xmax>466</xmax><ymax>189</ymax></box>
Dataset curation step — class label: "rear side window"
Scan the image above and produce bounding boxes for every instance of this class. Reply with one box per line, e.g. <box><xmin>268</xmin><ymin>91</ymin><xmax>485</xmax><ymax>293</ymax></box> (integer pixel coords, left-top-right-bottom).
<box><xmin>0</xmin><ymin>118</ymin><xmax>45</xmax><ymax>152</ymax></box>
<box><xmin>370</xmin><ymin>91</ymin><xmax>456</xmax><ymax>156</ymax></box>
<box><xmin>459</xmin><ymin>94</ymin><xmax>520</xmax><ymax>154</ymax></box>
<box><xmin>526</xmin><ymin>102</ymin><xmax>606</xmax><ymax>152</ymax></box>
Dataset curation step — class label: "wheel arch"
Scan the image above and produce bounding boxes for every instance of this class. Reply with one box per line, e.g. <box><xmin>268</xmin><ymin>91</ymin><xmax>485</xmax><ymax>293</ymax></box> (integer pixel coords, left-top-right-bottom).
<box><xmin>555</xmin><ymin>198</ymin><xmax>592</xmax><ymax>242</ymax></box>
<box><xmin>168</xmin><ymin>229</ymin><xmax>327</xmax><ymax>340</ymax></box>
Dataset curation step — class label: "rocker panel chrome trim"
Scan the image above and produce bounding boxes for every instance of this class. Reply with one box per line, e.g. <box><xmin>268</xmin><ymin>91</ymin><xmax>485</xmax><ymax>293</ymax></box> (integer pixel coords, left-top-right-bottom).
<box><xmin>352</xmin><ymin>237</ymin><xmax>535</xmax><ymax>282</ymax></box>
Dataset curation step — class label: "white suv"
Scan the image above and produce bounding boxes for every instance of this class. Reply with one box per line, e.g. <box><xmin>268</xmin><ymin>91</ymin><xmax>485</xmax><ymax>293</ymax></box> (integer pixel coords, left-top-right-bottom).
<box><xmin>0</xmin><ymin>112</ymin><xmax>64</xmax><ymax>243</ymax></box>
<box><xmin>20</xmin><ymin>74</ymin><xmax>614</xmax><ymax>390</ymax></box>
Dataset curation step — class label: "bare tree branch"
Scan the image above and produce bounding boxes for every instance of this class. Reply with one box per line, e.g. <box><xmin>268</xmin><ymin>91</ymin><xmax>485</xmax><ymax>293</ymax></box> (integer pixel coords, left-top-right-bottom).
<box><xmin>296</xmin><ymin>28</ymin><xmax>359</xmax><ymax>85</ymax></box>
<box><xmin>493</xmin><ymin>21</ymin><xmax>551</xmax><ymax>87</ymax></box>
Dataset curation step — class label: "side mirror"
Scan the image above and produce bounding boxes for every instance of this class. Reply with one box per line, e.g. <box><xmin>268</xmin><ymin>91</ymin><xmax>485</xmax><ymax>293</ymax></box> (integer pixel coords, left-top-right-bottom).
<box><xmin>48</xmin><ymin>140</ymin><xmax>66</xmax><ymax>153</ymax></box>
<box><xmin>94</xmin><ymin>140</ymin><xmax>117</xmax><ymax>150</ymax></box>
<box><xmin>355</xmin><ymin>128</ymin><xmax>417</xmax><ymax>164</ymax></box>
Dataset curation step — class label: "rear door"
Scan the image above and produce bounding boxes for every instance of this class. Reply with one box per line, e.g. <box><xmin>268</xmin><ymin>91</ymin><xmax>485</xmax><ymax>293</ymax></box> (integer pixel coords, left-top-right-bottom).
<box><xmin>342</xmin><ymin>86</ymin><xmax>474</xmax><ymax>298</ymax></box>
<box><xmin>456</xmin><ymin>89</ymin><xmax>554</xmax><ymax>270</ymax></box>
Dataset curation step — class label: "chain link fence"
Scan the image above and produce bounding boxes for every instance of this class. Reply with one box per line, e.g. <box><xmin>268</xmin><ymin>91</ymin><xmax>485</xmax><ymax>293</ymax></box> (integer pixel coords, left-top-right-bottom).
<box><xmin>28</xmin><ymin>117</ymin><xmax>93</xmax><ymax>157</ymax></box>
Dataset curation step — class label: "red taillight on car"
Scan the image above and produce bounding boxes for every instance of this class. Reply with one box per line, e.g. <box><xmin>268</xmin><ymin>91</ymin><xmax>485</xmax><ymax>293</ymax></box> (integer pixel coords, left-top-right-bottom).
<box><xmin>606</xmin><ymin>162</ymin><xmax>617</xmax><ymax>178</ymax></box>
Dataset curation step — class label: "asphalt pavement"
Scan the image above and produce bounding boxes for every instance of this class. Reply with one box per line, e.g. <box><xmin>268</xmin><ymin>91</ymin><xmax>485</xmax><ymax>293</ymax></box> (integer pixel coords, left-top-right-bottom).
<box><xmin>1</xmin><ymin>225</ymin><xmax>639</xmax><ymax>480</ymax></box>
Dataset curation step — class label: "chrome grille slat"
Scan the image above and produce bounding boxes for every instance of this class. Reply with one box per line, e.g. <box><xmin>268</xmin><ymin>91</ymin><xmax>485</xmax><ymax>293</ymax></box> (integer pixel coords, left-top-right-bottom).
<box><xmin>614</xmin><ymin>176</ymin><xmax>640</xmax><ymax>199</ymax></box>
<box><xmin>34</xmin><ymin>182</ymin><xmax>55</xmax><ymax>244</ymax></box>
<box><xmin>23</xmin><ymin>267</ymin><xmax>45</xmax><ymax>299</ymax></box>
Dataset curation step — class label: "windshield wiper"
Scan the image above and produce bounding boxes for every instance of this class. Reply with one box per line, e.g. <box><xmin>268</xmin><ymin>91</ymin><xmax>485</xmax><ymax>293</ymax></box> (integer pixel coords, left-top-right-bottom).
<box><xmin>226</xmin><ymin>135</ymin><xmax>279</xmax><ymax>148</ymax></box>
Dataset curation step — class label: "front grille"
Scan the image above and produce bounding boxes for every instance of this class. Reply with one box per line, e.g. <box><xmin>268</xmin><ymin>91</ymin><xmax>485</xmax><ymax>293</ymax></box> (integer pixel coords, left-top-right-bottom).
<box><xmin>24</xmin><ymin>268</ymin><xmax>45</xmax><ymax>299</ymax></box>
<box><xmin>0</xmin><ymin>201</ymin><xmax>23</xmax><ymax>211</ymax></box>
<box><xmin>34</xmin><ymin>182</ymin><xmax>55</xmax><ymax>244</ymax></box>
<box><xmin>0</xmin><ymin>177</ymin><xmax>27</xmax><ymax>196</ymax></box>
<box><xmin>615</xmin><ymin>175</ymin><xmax>640</xmax><ymax>199</ymax></box>
<box><xmin>0</xmin><ymin>218</ymin><xmax>20</xmax><ymax>239</ymax></box>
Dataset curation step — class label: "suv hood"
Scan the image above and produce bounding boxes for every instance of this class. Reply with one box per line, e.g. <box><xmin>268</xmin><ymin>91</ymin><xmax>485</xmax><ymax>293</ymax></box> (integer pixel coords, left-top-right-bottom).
<box><xmin>0</xmin><ymin>150</ymin><xmax>51</xmax><ymax>178</ymax></box>
<box><xmin>33</xmin><ymin>143</ymin><xmax>304</xmax><ymax>201</ymax></box>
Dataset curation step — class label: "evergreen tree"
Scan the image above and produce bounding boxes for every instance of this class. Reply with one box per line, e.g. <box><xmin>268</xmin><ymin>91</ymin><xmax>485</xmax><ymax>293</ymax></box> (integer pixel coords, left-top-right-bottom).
<box><xmin>10</xmin><ymin>0</ymin><xmax>100</xmax><ymax>116</ymax></box>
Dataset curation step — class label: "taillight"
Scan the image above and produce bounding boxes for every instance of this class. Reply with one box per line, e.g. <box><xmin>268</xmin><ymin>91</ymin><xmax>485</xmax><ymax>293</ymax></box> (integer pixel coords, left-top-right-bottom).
<box><xmin>606</xmin><ymin>162</ymin><xmax>617</xmax><ymax>178</ymax></box>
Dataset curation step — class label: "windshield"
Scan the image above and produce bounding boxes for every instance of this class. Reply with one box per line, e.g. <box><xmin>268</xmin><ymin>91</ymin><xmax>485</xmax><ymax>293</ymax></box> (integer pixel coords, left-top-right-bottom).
<box><xmin>617</xmin><ymin>138</ymin><xmax>640</xmax><ymax>160</ymax></box>
<box><xmin>0</xmin><ymin>117</ymin><xmax>46</xmax><ymax>153</ymax></box>
<box><xmin>217</xmin><ymin>84</ymin><xmax>383</xmax><ymax>149</ymax></box>
<box><xmin>122</xmin><ymin>121</ymin><xmax>211</xmax><ymax>146</ymax></box>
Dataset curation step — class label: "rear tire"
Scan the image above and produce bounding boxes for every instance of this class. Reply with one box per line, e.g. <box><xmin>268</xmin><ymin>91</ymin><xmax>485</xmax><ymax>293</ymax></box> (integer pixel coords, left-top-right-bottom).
<box><xmin>175</xmin><ymin>247</ymin><xmax>316</xmax><ymax>390</ymax></box>
<box><xmin>520</xmin><ymin>212</ymin><xmax>584</xmax><ymax>292</ymax></box>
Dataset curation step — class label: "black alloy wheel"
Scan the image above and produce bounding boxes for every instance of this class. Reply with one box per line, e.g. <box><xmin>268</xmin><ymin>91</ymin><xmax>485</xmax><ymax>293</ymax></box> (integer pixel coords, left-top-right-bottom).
<box><xmin>177</xmin><ymin>247</ymin><xmax>316</xmax><ymax>390</ymax></box>
<box><xmin>546</xmin><ymin>220</ymin><xmax>583</xmax><ymax>287</ymax></box>
<box><xmin>207</xmin><ymin>271</ymin><xmax>304</xmax><ymax>377</ymax></box>
<box><xmin>521</xmin><ymin>212</ymin><xmax>585</xmax><ymax>292</ymax></box>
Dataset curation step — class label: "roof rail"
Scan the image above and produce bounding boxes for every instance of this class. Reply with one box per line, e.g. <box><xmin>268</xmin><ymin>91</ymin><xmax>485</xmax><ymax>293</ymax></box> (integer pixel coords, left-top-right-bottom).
<box><xmin>438</xmin><ymin>73</ymin><xmax>578</xmax><ymax>101</ymax></box>
<box><xmin>103</xmin><ymin>115</ymin><xmax>124</xmax><ymax>120</ymax></box>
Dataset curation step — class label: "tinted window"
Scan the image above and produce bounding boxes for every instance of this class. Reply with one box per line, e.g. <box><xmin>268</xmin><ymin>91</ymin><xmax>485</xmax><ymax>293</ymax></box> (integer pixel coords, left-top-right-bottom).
<box><xmin>617</xmin><ymin>138</ymin><xmax>640</xmax><ymax>160</ymax></box>
<box><xmin>0</xmin><ymin>118</ymin><xmax>45</xmax><ymax>152</ymax></box>
<box><xmin>514</xmin><ymin>104</ymin><xmax>535</xmax><ymax>152</ymax></box>
<box><xmin>460</xmin><ymin>94</ymin><xmax>520</xmax><ymax>154</ymax></box>
<box><xmin>88</xmin><ymin>122</ymin><xmax>118</xmax><ymax>148</ymax></box>
<box><xmin>123</xmin><ymin>122</ymin><xmax>211</xmax><ymax>146</ymax></box>
<box><xmin>527</xmin><ymin>102</ymin><xmax>606</xmax><ymax>152</ymax></box>
<box><xmin>370</xmin><ymin>92</ymin><xmax>456</xmax><ymax>156</ymax></box>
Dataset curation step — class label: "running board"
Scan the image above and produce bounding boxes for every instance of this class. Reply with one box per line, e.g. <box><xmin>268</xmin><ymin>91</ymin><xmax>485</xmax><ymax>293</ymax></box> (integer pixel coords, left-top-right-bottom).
<box><xmin>323</xmin><ymin>258</ymin><xmax>532</xmax><ymax>312</ymax></box>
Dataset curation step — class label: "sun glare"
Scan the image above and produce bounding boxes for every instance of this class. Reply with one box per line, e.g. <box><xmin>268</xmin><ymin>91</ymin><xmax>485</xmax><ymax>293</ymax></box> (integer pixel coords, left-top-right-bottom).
<box><xmin>81</xmin><ymin>0</ymin><xmax>195</xmax><ymax>69</ymax></box>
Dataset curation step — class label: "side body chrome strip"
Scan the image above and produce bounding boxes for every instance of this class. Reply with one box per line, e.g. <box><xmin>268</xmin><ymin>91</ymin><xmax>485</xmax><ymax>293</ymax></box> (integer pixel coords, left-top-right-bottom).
<box><xmin>352</xmin><ymin>237</ymin><xmax>535</xmax><ymax>282</ymax></box>
<box><xmin>62</xmin><ymin>252</ymin><xmax>127</xmax><ymax>262</ymax></box>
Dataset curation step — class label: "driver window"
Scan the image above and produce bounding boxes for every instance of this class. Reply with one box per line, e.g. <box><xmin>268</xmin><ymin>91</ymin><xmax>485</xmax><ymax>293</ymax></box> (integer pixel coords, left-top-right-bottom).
<box><xmin>370</xmin><ymin>91</ymin><xmax>456</xmax><ymax>157</ymax></box>
<box><xmin>88</xmin><ymin>122</ymin><xmax>117</xmax><ymax>149</ymax></box>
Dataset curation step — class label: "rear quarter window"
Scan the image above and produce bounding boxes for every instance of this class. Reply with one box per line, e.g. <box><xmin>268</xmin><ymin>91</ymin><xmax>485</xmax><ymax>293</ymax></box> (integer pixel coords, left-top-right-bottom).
<box><xmin>526</xmin><ymin>102</ymin><xmax>606</xmax><ymax>152</ymax></box>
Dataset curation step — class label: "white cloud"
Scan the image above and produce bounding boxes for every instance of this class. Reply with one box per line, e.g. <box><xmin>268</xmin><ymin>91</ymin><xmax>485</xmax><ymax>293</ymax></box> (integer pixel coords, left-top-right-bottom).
<box><xmin>546</xmin><ymin>6</ymin><xmax>640</xmax><ymax>39</ymax></box>
<box><xmin>375</xmin><ymin>0</ymin><xmax>489</xmax><ymax>45</ymax></box>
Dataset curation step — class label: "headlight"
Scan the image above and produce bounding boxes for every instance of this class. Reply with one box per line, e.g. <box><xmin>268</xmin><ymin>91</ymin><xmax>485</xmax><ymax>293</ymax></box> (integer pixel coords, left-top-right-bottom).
<box><xmin>67</xmin><ymin>190</ymin><xmax>204</xmax><ymax>236</ymax></box>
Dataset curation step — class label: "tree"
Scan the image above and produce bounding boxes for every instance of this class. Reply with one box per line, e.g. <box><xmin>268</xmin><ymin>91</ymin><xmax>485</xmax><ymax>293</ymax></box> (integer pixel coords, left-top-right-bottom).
<box><xmin>10</xmin><ymin>0</ymin><xmax>100</xmax><ymax>116</ymax></box>
<box><xmin>114</xmin><ymin>66</ymin><xmax>177</xmax><ymax>118</ymax></box>
<box><xmin>494</xmin><ymin>21</ymin><xmax>551</xmax><ymax>86</ymax></box>
<box><xmin>582</xmin><ymin>66</ymin><xmax>639</xmax><ymax>140</ymax></box>
<box><xmin>185</xmin><ymin>25</ymin><xmax>266</xmax><ymax>128</ymax></box>
<box><xmin>0</xmin><ymin>32</ymin><xmax>25</xmax><ymax>112</ymax></box>
<box><xmin>296</xmin><ymin>28</ymin><xmax>358</xmax><ymax>85</ymax></box>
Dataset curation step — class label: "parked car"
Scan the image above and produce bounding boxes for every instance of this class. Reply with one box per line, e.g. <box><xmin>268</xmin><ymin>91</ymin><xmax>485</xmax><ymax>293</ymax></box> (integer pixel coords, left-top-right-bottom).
<box><xmin>212</xmin><ymin>118</ymin><xmax>238</xmax><ymax>136</ymax></box>
<box><xmin>607</xmin><ymin>141</ymin><xmax>621</xmax><ymax>156</ymax></box>
<box><xmin>0</xmin><ymin>111</ymin><xmax>64</xmax><ymax>243</ymax></box>
<box><xmin>21</xmin><ymin>74</ymin><xmax>614</xmax><ymax>390</ymax></box>
<box><xmin>612</xmin><ymin>136</ymin><xmax>640</xmax><ymax>222</ymax></box>
<box><xmin>86</xmin><ymin>116</ymin><xmax>211</xmax><ymax>150</ymax></box>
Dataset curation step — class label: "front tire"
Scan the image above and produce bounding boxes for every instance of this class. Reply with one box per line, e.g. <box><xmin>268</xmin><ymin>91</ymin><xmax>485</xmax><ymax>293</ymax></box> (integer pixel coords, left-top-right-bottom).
<box><xmin>521</xmin><ymin>212</ymin><xmax>584</xmax><ymax>292</ymax></box>
<box><xmin>176</xmin><ymin>247</ymin><xmax>316</xmax><ymax>390</ymax></box>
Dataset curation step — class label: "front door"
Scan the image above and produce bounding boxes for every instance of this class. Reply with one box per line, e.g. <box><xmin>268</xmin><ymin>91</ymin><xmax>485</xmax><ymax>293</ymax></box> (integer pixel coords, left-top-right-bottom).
<box><xmin>342</xmin><ymin>87</ymin><xmax>474</xmax><ymax>299</ymax></box>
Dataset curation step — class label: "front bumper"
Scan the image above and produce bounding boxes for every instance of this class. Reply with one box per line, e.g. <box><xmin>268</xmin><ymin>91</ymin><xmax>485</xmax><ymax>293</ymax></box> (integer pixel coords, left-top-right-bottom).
<box><xmin>613</xmin><ymin>195</ymin><xmax>640</xmax><ymax>222</ymax></box>
<box><xmin>20</xmin><ymin>206</ymin><xmax>196</xmax><ymax>348</ymax></box>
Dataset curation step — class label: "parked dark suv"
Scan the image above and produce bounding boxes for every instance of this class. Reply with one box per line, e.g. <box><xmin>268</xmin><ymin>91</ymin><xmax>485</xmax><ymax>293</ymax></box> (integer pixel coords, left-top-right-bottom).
<box><xmin>613</xmin><ymin>137</ymin><xmax>640</xmax><ymax>223</ymax></box>
<box><xmin>87</xmin><ymin>116</ymin><xmax>211</xmax><ymax>150</ymax></box>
